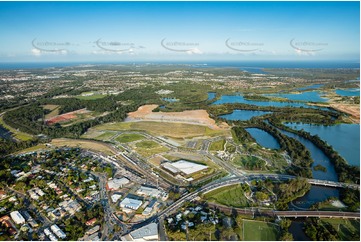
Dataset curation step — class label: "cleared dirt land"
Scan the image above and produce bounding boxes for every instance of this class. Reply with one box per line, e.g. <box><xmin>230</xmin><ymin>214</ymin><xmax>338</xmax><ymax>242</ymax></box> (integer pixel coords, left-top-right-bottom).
<box><xmin>330</xmin><ymin>103</ymin><xmax>360</xmax><ymax>123</ymax></box>
<box><xmin>51</xmin><ymin>138</ymin><xmax>115</xmax><ymax>155</ymax></box>
<box><xmin>45</xmin><ymin>109</ymin><xmax>90</xmax><ymax>125</ymax></box>
<box><xmin>126</xmin><ymin>104</ymin><xmax>229</xmax><ymax>130</ymax></box>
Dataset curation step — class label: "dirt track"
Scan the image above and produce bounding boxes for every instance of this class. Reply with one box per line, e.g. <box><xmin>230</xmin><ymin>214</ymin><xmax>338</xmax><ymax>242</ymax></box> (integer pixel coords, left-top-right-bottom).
<box><xmin>127</xmin><ymin>105</ymin><xmax>229</xmax><ymax>130</ymax></box>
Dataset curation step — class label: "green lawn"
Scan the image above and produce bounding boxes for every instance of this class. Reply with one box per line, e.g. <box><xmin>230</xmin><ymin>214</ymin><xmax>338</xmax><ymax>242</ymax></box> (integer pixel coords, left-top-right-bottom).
<box><xmin>94</xmin><ymin>131</ymin><xmax>116</xmax><ymax>141</ymax></box>
<box><xmin>243</xmin><ymin>220</ymin><xmax>280</xmax><ymax>241</ymax></box>
<box><xmin>209</xmin><ymin>139</ymin><xmax>225</xmax><ymax>151</ymax></box>
<box><xmin>76</xmin><ymin>93</ymin><xmax>107</xmax><ymax>100</ymax></box>
<box><xmin>204</xmin><ymin>184</ymin><xmax>249</xmax><ymax>207</ymax></box>
<box><xmin>321</xmin><ymin>218</ymin><xmax>360</xmax><ymax>241</ymax></box>
<box><xmin>115</xmin><ymin>133</ymin><xmax>144</xmax><ymax>143</ymax></box>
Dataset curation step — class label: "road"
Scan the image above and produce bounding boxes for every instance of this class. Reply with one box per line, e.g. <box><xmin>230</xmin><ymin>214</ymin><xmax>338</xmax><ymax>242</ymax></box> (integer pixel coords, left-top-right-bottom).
<box><xmin>207</xmin><ymin>203</ymin><xmax>360</xmax><ymax>219</ymax></box>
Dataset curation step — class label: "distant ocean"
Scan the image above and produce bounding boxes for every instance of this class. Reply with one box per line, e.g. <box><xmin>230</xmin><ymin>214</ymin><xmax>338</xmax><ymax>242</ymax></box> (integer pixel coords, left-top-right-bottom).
<box><xmin>0</xmin><ymin>61</ymin><xmax>359</xmax><ymax>70</ymax></box>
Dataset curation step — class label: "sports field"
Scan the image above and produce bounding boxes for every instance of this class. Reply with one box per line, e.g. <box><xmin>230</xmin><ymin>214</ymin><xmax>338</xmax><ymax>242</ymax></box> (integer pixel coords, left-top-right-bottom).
<box><xmin>242</xmin><ymin>219</ymin><xmax>279</xmax><ymax>241</ymax></box>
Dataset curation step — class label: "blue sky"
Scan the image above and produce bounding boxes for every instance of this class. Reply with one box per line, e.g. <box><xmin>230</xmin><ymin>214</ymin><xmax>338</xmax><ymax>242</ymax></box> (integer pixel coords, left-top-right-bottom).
<box><xmin>0</xmin><ymin>1</ymin><xmax>359</xmax><ymax>62</ymax></box>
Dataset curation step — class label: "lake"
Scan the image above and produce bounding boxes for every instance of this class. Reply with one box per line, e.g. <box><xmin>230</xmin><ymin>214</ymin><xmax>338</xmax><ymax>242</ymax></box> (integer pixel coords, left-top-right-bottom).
<box><xmin>335</xmin><ymin>88</ymin><xmax>360</xmax><ymax>97</ymax></box>
<box><xmin>207</xmin><ymin>92</ymin><xmax>216</xmax><ymax>101</ymax></box>
<box><xmin>280</xmin><ymin>130</ymin><xmax>338</xmax><ymax>181</ymax></box>
<box><xmin>266</xmin><ymin>91</ymin><xmax>328</xmax><ymax>103</ymax></box>
<box><xmin>296</xmin><ymin>84</ymin><xmax>324</xmax><ymax>91</ymax></box>
<box><xmin>220</xmin><ymin>110</ymin><xmax>272</xmax><ymax>121</ymax></box>
<box><xmin>213</xmin><ymin>94</ymin><xmax>313</xmax><ymax>108</ymax></box>
<box><xmin>245</xmin><ymin>128</ymin><xmax>280</xmax><ymax>150</ymax></box>
<box><xmin>284</xmin><ymin>123</ymin><xmax>360</xmax><ymax>166</ymax></box>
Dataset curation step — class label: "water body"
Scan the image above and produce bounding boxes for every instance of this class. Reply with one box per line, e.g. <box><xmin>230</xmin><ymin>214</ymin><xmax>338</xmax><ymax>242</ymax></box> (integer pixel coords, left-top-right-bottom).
<box><xmin>284</xmin><ymin>123</ymin><xmax>360</xmax><ymax>167</ymax></box>
<box><xmin>213</xmin><ymin>94</ymin><xmax>315</xmax><ymax>109</ymax></box>
<box><xmin>220</xmin><ymin>110</ymin><xmax>272</xmax><ymax>121</ymax></box>
<box><xmin>335</xmin><ymin>88</ymin><xmax>360</xmax><ymax>97</ymax></box>
<box><xmin>245</xmin><ymin>128</ymin><xmax>280</xmax><ymax>150</ymax></box>
<box><xmin>279</xmin><ymin>129</ymin><xmax>338</xmax><ymax>181</ymax></box>
<box><xmin>207</xmin><ymin>92</ymin><xmax>216</xmax><ymax>101</ymax></box>
<box><xmin>2</xmin><ymin>61</ymin><xmax>359</xmax><ymax>70</ymax></box>
<box><xmin>240</xmin><ymin>67</ymin><xmax>268</xmax><ymax>74</ymax></box>
<box><xmin>0</xmin><ymin>124</ymin><xmax>13</xmax><ymax>140</ymax></box>
<box><xmin>296</xmin><ymin>84</ymin><xmax>324</xmax><ymax>91</ymax></box>
<box><xmin>162</xmin><ymin>97</ymin><xmax>179</xmax><ymax>102</ymax></box>
<box><xmin>266</xmin><ymin>91</ymin><xmax>328</xmax><ymax>103</ymax></box>
<box><xmin>288</xmin><ymin>220</ymin><xmax>311</xmax><ymax>241</ymax></box>
<box><xmin>290</xmin><ymin>185</ymin><xmax>339</xmax><ymax>210</ymax></box>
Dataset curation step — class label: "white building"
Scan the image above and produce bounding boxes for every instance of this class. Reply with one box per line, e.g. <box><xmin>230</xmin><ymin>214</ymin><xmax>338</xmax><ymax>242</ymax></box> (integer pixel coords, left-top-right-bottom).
<box><xmin>51</xmin><ymin>224</ymin><xmax>66</xmax><ymax>239</ymax></box>
<box><xmin>10</xmin><ymin>211</ymin><xmax>25</xmax><ymax>224</ymax></box>
<box><xmin>128</xmin><ymin>222</ymin><xmax>158</xmax><ymax>241</ymax></box>
<box><xmin>119</xmin><ymin>197</ymin><xmax>143</xmax><ymax>210</ymax></box>
<box><xmin>111</xmin><ymin>194</ymin><xmax>122</xmax><ymax>203</ymax></box>
<box><xmin>161</xmin><ymin>160</ymin><xmax>208</xmax><ymax>176</ymax></box>
<box><xmin>107</xmin><ymin>177</ymin><xmax>130</xmax><ymax>190</ymax></box>
<box><xmin>137</xmin><ymin>186</ymin><xmax>161</xmax><ymax>197</ymax></box>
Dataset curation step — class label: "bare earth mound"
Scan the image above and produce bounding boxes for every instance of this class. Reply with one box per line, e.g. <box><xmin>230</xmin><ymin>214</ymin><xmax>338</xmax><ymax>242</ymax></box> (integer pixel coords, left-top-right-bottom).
<box><xmin>330</xmin><ymin>104</ymin><xmax>360</xmax><ymax>123</ymax></box>
<box><xmin>126</xmin><ymin>105</ymin><xmax>229</xmax><ymax>130</ymax></box>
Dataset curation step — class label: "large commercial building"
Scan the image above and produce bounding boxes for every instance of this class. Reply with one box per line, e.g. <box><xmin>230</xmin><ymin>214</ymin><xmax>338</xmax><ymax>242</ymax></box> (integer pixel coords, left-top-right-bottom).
<box><xmin>161</xmin><ymin>160</ymin><xmax>208</xmax><ymax>176</ymax></box>
<box><xmin>10</xmin><ymin>211</ymin><xmax>25</xmax><ymax>224</ymax></box>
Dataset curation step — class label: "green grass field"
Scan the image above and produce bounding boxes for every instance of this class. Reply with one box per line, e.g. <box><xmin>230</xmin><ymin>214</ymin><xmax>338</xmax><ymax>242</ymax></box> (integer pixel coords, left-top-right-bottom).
<box><xmin>204</xmin><ymin>184</ymin><xmax>249</xmax><ymax>207</ymax></box>
<box><xmin>93</xmin><ymin>121</ymin><xmax>228</xmax><ymax>138</ymax></box>
<box><xmin>115</xmin><ymin>133</ymin><xmax>144</xmax><ymax>143</ymax></box>
<box><xmin>321</xmin><ymin>218</ymin><xmax>360</xmax><ymax>241</ymax></box>
<box><xmin>94</xmin><ymin>131</ymin><xmax>116</xmax><ymax>141</ymax></box>
<box><xmin>76</xmin><ymin>92</ymin><xmax>107</xmax><ymax>100</ymax></box>
<box><xmin>133</xmin><ymin>140</ymin><xmax>169</xmax><ymax>157</ymax></box>
<box><xmin>243</xmin><ymin>220</ymin><xmax>279</xmax><ymax>241</ymax></box>
<box><xmin>209</xmin><ymin>139</ymin><xmax>226</xmax><ymax>151</ymax></box>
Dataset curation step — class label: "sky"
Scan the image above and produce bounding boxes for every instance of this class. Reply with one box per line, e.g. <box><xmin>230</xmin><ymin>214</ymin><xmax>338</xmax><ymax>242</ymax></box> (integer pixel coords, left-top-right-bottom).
<box><xmin>0</xmin><ymin>1</ymin><xmax>359</xmax><ymax>63</ymax></box>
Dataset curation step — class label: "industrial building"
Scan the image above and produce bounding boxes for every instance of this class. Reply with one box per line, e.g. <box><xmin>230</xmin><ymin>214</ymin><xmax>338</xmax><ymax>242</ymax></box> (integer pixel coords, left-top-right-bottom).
<box><xmin>119</xmin><ymin>197</ymin><xmax>143</xmax><ymax>211</ymax></box>
<box><xmin>137</xmin><ymin>186</ymin><xmax>161</xmax><ymax>197</ymax></box>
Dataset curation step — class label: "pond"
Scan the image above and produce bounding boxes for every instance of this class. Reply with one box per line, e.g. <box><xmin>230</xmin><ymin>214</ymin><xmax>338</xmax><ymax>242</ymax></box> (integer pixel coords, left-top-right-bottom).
<box><xmin>284</xmin><ymin>123</ymin><xmax>360</xmax><ymax>167</ymax></box>
<box><xmin>245</xmin><ymin>128</ymin><xmax>280</xmax><ymax>150</ymax></box>
<box><xmin>163</xmin><ymin>97</ymin><xmax>179</xmax><ymax>102</ymax></box>
<box><xmin>220</xmin><ymin>110</ymin><xmax>272</xmax><ymax>121</ymax></box>
<box><xmin>0</xmin><ymin>124</ymin><xmax>13</xmax><ymax>140</ymax></box>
